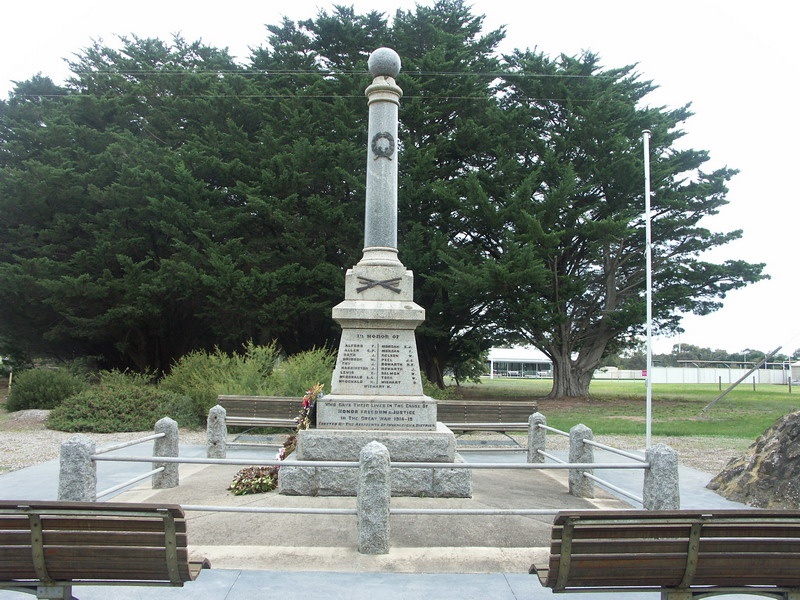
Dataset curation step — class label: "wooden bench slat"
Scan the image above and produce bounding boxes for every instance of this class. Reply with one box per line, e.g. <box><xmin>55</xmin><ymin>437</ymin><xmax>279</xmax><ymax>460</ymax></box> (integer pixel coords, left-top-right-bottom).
<box><xmin>546</xmin><ymin>560</ymin><xmax>800</xmax><ymax>587</ymax></box>
<box><xmin>45</xmin><ymin>552</ymin><xmax>179</xmax><ymax>579</ymax></box>
<box><xmin>555</xmin><ymin>540</ymin><xmax>692</xmax><ymax>554</ymax></box>
<box><xmin>35</xmin><ymin>518</ymin><xmax>186</xmax><ymax>533</ymax></box>
<box><xmin>445</xmin><ymin>423</ymin><xmax>528</xmax><ymax>432</ymax></box>
<box><xmin>553</xmin><ymin>521</ymin><xmax>800</xmax><ymax>536</ymax></box>
<box><xmin>553</xmin><ymin>538</ymin><xmax>800</xmax><ymax>554</ymax></box>
<box><xmin>1</xmin><ymin>533</ymin><xmax>188</xmax><ymax>548</ymax></box>
<box><xmin>0</xmin><ymin>551</ymin><xmax>193</xmax><ymax>576</ymax></box>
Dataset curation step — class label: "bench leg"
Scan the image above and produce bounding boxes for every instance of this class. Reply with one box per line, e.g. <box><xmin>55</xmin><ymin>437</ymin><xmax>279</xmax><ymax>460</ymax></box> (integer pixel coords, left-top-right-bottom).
<box><xmin>36</xmin><ymin>585</ymin><xmax>76</xmax><ymax>599</ymax></box>
<box><xmin>662</xmin><ymin>591</ymin><xmax>691</xmax><ymax>600</ymax></box>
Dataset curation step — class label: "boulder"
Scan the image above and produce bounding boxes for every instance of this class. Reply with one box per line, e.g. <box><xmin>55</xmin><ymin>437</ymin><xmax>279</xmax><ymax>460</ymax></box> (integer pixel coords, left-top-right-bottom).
<box><xmin>707</xmin><ymin>411</ymin><xmax>800</xmax><ymax>507</ymax></box>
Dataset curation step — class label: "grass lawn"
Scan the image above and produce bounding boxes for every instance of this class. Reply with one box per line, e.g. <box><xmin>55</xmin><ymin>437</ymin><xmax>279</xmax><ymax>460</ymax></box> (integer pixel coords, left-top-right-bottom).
<box><xmin>451</xmin><ymin>377</ymin><xmax>800</xmax><ymax>440</ymax></box>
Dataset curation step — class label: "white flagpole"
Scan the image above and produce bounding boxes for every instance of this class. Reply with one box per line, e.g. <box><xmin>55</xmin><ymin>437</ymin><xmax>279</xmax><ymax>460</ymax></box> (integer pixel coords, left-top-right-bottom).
<box><xmin>643</xmin><ymin>129</ymin><xmax>653</xmax><ymax>449</ymax></box>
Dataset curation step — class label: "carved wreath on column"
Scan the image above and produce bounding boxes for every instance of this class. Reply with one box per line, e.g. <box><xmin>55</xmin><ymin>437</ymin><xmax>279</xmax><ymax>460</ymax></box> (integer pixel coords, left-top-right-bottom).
<box><xmin>371</xmin><ymin>132</ymin><xmax>395</xmax><ymax>160</ymax></box>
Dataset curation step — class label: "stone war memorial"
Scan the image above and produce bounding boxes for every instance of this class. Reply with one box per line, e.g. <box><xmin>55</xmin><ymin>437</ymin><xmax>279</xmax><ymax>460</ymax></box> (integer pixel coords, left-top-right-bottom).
<box><xmin>278</xmin><ymin>48</ymin><xmax>471</xmax><ymax>498</ymax></box>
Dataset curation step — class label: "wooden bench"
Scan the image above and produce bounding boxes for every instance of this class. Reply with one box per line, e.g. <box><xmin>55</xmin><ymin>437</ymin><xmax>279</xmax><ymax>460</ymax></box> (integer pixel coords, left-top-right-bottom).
<box><xmin>0</xmin><ymin>500</ymin><xmax>210</xmax><ymax>599</ymax></box>
<box><xmin>439</xmin><ymin>399</ymin><xmax>537</xmax><ymax>432</ymax></box>
<box><xmin>215</xmin><ymin>395</ymin><xmax>537</xmax><ymax>433</ymax></box>
<box><xmin>530</xmin><ymin>509</ymin><xmax>800</xmax><ymax>599</ymax></box>
<box><xmin>217</xmin><ymin>395</ymin><xmax>302</xmax><ymax>429</ymax></box>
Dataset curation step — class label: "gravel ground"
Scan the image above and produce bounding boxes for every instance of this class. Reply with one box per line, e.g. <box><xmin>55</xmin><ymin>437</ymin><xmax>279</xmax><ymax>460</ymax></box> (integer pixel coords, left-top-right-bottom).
<box><xmin>0</xmin><ymin>409</ymin><xmax>207</xmax><ymax>472</ymax></box>
<box><xmin>0</xmin><ymin>409</ymin><xmax>751</xmax><ymax>475</ymax></box>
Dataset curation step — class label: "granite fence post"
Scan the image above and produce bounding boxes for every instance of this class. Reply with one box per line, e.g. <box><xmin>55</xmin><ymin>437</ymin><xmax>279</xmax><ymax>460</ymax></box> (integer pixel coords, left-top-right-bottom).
<box><xmin>153</xmin><ymin>417</ymin><xmax>179</xmax><ymax>489</ymax></box>
<box><xmin>643</xmin><ymin>443</ymin><xmax>680</xmax><ymax>510</ymax></box>
<box><xmin>568</xmin><ymin>424</ymin><xmax>595</xmax><ymax>498</ymax></box>
<box><xmin>58</xmin><ymin>434</ymin><xmax>97</xmax><ymax>501</ymax></box>
<box><xmin>357</xmin><ymin>441</ymin><xmax>391</xmax><ymax>554</ymax></box>
<box><xmin>528</xmin><ymin>412</ymin><xmax>547</xmax><ymax>463</ymax></box>
<box><xmin>207</xmin><ymin>404</ymin><xmax>227</xmax><ymax>459</ymax></box>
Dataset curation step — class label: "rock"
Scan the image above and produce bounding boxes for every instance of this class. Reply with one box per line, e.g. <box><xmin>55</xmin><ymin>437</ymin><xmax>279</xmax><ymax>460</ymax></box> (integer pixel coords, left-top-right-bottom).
<box><xmin>707</xmin><ymin>411</ymin><xmax>800</xmax><ymax>507</ymax></box>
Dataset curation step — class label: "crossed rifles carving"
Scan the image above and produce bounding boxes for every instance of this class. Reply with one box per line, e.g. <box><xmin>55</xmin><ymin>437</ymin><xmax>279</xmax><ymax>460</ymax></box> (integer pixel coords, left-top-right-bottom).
<box><xmin>357</xmin><ymin>276</ymin><xmax>401</xmax><ymax>294</ymax></box>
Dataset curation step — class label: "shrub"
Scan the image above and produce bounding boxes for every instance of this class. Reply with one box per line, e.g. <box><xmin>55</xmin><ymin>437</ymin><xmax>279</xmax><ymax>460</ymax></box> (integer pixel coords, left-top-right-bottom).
<box><xmin>161</xmin><ymin>341</ymin><xmax>282</xmax><ymax>422</ymax></box>
<box><xmin>269</xmin><ymin>348</ymin><xmax>335</xmax><ymax>397</ymax></box>
<box><xmin>422</xmin><ymin>374</ymin><xmax>456</xmax><ymax>400</ymax></box>
<box><xmin>161</xmin><ymin>343</ymin><xmax>335</xmax><ymax>421</ymax></box>
<box><xmin>47</xmin><ymin>370</ymin><xmax>196</xmax><ymax>432</ymax></box>
<box><xmin>97</xmin><ymin>369</ymin><xmax>155</xmax><ymax>388</ymax></box>
<box><xmin>6</xmin><ymin>368</ymin><xmax>88</xmax><ymax>411</ymax></box>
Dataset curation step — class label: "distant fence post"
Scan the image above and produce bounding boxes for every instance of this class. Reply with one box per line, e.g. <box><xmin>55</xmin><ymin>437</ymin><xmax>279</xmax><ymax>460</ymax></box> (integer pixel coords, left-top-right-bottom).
<box><xmin>207</xmin><ymin>404</ymin><xmax>227</xmax><ymax>459</ymax></box>
<box><xmin>357</xmin><ymin>441</ymin><xmax>391</xmax><ymax>554</ymax></box>
<box><xmin>58</xmin><ymin>434</ymin><xmax>97</xmax><ymax>501</ymax></box>
<box><xmin>569</xmin><ymin>424</ymin><xmax>594</xmax><ymax>498</ymax></box>
<box><xmin>153</xmin><ymin>417</ymin><xmax>179</xmax><ymax>489</ymax></box>
<box><xmin>528</xmin><ymin>412</ymin><xmax>547</xmax><ymax>463</ymax></box>
<box><xmin>643</xmin><ymin>443</ymin><xmax>680</xmax><ymax>510</ymax></box>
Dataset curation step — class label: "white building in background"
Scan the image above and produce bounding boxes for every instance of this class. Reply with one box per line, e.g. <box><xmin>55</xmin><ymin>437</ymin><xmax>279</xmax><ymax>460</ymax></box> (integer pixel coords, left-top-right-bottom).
<box><xmin>486</xmin><ymin>346</ymin><xmax>552</xmax><ymax>378</ymax></box>
<box><xmin>595</xmin><ymin>365</ymin><xmax>793</xmax><ymax>385</ymax></box>
<box><xmin>486</xmin><ymin>348</ymin><xmax>798</xmax><ymax>385</ymax></box>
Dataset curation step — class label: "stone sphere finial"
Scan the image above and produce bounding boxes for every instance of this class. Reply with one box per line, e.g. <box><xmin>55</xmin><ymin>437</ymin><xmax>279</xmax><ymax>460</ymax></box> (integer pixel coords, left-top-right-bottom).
<box><xmin>368</xmin><ymin>47</ymin><xmax>401</xmax><ymax>78</ymax></box>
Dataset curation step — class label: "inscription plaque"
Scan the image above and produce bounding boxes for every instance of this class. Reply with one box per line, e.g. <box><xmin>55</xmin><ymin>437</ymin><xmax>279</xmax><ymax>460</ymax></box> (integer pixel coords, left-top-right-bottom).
<box><xmin>316</xmin><ymin>399</ymin><xmax>436</xmax><ymax>430</ymax></box>
<box><xmin>332</xmin><ymin>328</ymin><xmax>422</xmax><ymax>396</ymax></box>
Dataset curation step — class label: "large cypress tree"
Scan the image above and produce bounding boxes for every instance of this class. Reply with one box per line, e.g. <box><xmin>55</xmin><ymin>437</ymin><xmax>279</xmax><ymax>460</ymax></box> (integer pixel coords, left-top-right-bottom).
<box><xmin>453</xmin><ymin>49</ymin><xmax>766</xmax><ymax>397</ymax></box>
<box><xmin>0</xmin><ymin>2</ymin><xmax>765</xmax><ymax>394</ymax></box>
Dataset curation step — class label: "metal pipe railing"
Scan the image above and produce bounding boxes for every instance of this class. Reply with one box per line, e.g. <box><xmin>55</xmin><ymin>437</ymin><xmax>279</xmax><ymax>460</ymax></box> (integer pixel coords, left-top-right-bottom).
<box><xmin>179</xmin><ymin>505</ymin><xmax>580</xmax><ymax>517</ymax></box>
<box><xmin>532</xmin><ymin>421</ymin><xmax>650</xmax><ymax>506</ymax></box>
<box><xmin>93</xmin><ymin>433</ymin><xmax>165</xmax><ymax>455</ymax></box>
<box><xmin>537</xmin><ymin>450</ymin><xmax>565</xmax><ymax>463</ymax></box>
<box><xmin>583</xmin><ymin>438</ymin><xmax>647</xmax><ymax>463</ymax></box>
<box><xmin>536</xmin><ymin>423</ymin><xmax>569</xmax><ymax>436</ymax></box>
<box><xmin>390</xmin><ymin>507</ymin><xmax>562</xmax><ymax>516</ymax></box>
<box><xmin>458</xmin><ymin>447</ymin><xmax>527</xmax><ymax>453</ymax></box>
<box><xmin>93</xmin><ymin>454</ymin><xmax>649</xmax><ymax>470</ymax></box>
<box><xmin>62</xmin><ymin>411</ymin><xmax>676</xmax><ymax>530</ymax></box>
<box><xmin>583</xmin><ymin>472</ymin><xmax>644</xmax><ymax>505</ymax></box>
<box><xmin>80</xmin><ymin>431</ymin><xmax>172</xmax><ymax>500</ymax></box>
<box><xmin>96</xmin><ymin>467</ymin><xmax>164</xmax><ymax>500</ymax></box>
<box><xmin>182</xmin><ymin>505</ymin><xmax>357</xmax><ymax>515</ymax></box>
<box><xmin>93</xmin><ymin>455</ymin><xmax>359</xmax><ymax>468</ymax></box>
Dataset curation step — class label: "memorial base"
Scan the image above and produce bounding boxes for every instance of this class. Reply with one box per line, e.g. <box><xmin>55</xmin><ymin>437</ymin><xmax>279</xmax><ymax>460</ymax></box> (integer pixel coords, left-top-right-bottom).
<box><xmin>277</xmin><ymin>424</ymin><xmax>472</xmax><ymax>497</ymax></box>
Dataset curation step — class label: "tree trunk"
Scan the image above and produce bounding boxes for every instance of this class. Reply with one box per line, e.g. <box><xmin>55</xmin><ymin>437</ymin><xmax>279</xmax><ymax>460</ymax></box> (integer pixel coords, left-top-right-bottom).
<box><xmin>548</xmin><ymin>351</ymin><xmax>593</xmax><ymax>399</ymax></box>
<box><xmin>546</xmin><ymin>331</ymin><xmax>611</xmax><ymax>399</ymax></box>
<box><xmin>416</xmin><ymin>338</ymin><xmax>445</xmax><ymax>389</ymax></box>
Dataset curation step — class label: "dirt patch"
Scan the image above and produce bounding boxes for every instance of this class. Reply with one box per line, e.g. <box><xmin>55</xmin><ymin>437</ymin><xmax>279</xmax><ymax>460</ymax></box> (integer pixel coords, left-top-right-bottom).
<box><xmin>0</xmin><ymin>409</ymin><xmax>50</xmax><ymax>431</ymax></box>
<box><xmin>0</xmin><ymin>379</ymin><xmax>51</xmax><ymax>432</ymax></box>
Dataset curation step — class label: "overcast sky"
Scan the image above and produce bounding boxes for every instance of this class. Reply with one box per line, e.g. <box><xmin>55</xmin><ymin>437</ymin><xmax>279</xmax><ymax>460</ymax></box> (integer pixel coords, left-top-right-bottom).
<box><xmin>3</xmin><ymin>0</ymin><xmax>797</xmax><ymax>357</ymax></box>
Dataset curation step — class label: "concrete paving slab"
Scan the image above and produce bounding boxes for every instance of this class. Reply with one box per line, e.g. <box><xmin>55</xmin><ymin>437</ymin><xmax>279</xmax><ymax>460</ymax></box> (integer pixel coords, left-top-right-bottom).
<box><xmin>110</xmin><ymin>448</ymin><xmax>626</xmax><ymax>572</ymax></box>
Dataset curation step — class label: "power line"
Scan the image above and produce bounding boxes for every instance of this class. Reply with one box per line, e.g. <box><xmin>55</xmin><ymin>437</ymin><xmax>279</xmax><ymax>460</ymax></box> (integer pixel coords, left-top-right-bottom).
<box><xmin>7</xmin><ymin>93</ymin><xmax>607</xmax><ymax>103</ymax></box>
<box><xmin>63</xmin><ymin>69</ymin><xmax>613</xmax><ymax>79</ymax></box>
<box><xmin>6</xmin><ymin>68</ymin><xmax>627</xmax><ymax>102</ymax></box>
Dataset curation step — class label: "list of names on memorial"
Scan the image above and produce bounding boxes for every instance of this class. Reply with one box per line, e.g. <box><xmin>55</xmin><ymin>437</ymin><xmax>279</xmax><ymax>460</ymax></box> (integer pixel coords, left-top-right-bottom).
<box><xmin>333</xmin><ymin>329</ymin><xmax>420</xmax><ymax>395</ymax></box>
